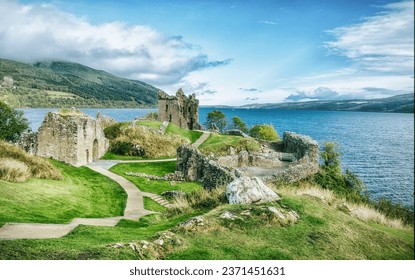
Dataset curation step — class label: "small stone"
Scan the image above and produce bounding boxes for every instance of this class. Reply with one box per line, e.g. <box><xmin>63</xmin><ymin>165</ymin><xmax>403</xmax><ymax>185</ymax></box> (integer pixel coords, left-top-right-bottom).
<box><xmin>153</xmin><ymin>239</ymin><xmax>164</xmax><ymax>246</ymax></box>
<box><xmin>240</xmin><ymin>210</ymin><xmax>252</xmax><ymax>216</ymax></box>
<box><xmin>128</xmin><ymin>243</ymin><xmax>137</xmax><ymax>251</ymax></box>
<box><xmin>219</xmin><ymin>211</ymin><xmax>238</xmax><ymax>220</ymax></box>
<box><xmin>267</xmin><ymin>207</ymin><xmax>286</xmax><ymax>220</ymax></box>
<box><xmin>109</xmin><ymin>243</ymin><xmax>124</xmax><ymax>249</ymax></box>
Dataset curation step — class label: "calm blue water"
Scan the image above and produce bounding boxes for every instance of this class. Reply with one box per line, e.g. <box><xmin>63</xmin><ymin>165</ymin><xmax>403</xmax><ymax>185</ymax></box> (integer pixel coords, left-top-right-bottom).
<box><xmin>20</xmin><ymin>108</ymin><xmax>414</xmax><ymax>209</ymax></box>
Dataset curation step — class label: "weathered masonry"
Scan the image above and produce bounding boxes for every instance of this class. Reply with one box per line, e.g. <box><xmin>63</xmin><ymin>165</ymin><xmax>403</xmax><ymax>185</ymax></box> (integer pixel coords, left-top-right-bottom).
<box><xmin>37</xmin><ymin>111</ymin><xmax>109</xmax><ymax>167</ymax></box>
<box><xmin>157</xmin><ymin>88</ymin><xmax>201</xmax><ymax>130</ymax></box>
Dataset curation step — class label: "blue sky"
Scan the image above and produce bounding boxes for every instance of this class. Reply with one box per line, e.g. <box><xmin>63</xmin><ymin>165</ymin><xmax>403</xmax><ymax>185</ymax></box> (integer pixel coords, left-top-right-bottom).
<box><xmin>1</xmin><ymin>0</ymin><xmax>413</xmax><ymax>105</ymax></box>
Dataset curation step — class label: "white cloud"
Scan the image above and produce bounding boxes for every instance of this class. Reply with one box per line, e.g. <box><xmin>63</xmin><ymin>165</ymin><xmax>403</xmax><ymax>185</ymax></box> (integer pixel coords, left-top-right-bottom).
<box><xmin>0</xmin><ymin>0</ymin><xmax>230</xmax><ymax>86</ymax></box>
<box><xmin>325</xmin><ymin>0</ymin><xmax>414</xmax><ymax>74</ymax></box>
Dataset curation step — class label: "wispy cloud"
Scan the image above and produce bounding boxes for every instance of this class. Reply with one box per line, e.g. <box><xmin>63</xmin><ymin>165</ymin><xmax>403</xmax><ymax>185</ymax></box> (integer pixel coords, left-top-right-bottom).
<box><xmin>285</xmin><ymin>87</ymin><xmax>356</xmax><ymax>102</ymax></box>
<box><xmin>239</xmin><ymin>88</ymin><xmax>262</xmax><ymax>92</ymax></box>
<box><xmin>0</xmin><ymin>0</ymin><xmax>231</xmax><ymax>86</ymax></box>
<box><xmin>325</xmin><ymin>0</ymin><xmax>414</xmax><ymax>74</ymax></box>
<box><xmin>258</xmin><ymin>20</ymin><xmax>278</xmax><ymax>25</ymax></box>
<box><xmin>173</xmin><ymin>81</ymin><xmax>217</xmax><ymax>96</ymax></box>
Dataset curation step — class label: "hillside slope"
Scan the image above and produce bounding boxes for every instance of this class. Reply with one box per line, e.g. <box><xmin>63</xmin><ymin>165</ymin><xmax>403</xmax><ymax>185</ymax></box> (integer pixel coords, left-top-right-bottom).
<box><xmin>240</xmin><ymin>93</ymin><xmax>414</xmax><ymax>113</ymax></box>
<box><xmin>0</xmin><ymin>59</ymin><xmax>159</xmax><ymax>108</ymax></box>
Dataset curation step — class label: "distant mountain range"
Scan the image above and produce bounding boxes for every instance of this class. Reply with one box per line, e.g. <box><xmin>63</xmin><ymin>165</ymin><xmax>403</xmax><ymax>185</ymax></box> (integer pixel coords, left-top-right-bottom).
<box><xmin>0</xmin><ymin>59</ymin><xmax>159</xmax><ymax>108</ymax></box>
<box><xmin>236</xmin><ymin>93</ymin><xmax>414</xmax><ymax>113</ymax></box>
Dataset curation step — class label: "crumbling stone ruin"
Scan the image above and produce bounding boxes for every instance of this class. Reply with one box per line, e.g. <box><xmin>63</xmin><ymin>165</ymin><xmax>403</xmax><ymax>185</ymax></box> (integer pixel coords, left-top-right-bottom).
<box><xmin>176</xmin><ymin>131</ymin><xmax>319</xmax><ymax>189</ymax></box>
<box><xmin>36</xmin><ymin>110</ymin><xmax>109</xmax><ymax>167</ymax></box>
<box><xmin>157</xmin><ymin>88</ymin><xmax>201</xmax><ymax>130</ymax></box>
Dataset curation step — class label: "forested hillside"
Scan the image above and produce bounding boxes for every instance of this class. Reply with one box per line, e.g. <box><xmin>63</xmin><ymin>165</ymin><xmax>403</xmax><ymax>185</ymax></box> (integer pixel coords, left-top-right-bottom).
<box><xmin>0</xmin><ymin>59</ymin><xmax>159</xmax><ymax>108</ymax></box>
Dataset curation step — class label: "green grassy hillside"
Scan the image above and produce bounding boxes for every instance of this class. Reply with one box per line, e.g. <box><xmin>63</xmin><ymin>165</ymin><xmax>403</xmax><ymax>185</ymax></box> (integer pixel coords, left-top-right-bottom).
<box><xmin>0</xmin><ymin>59</ymin><xmax>159</xmax><ymax>108</ymax></box>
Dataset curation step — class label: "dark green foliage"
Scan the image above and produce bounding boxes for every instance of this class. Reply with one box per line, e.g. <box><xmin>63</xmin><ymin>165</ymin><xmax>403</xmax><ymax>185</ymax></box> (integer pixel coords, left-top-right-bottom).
<box><xmin>205</xmin><ymin>110</ymin><xmax>227</xmax><ymax>132</ymax></box>
<box><xmin>230</xmin><ymin>116</ymin><xmax>248</xmax><ymax>133</ymax></box>
<box><xmin>373</xmin><ymin>198</ymin><xmax>414</xmax><ymax>226</ymax></box>
<box><xmin>248</xmin><ymin>124</ymin><xmax>280</xmax><ymax>141</ymax></box>
<box><xmin>321</xmin><ymin>142</ymin><xmax>341</xmax><ymax>173</ymax></box>
<box><xmin>315</xmin><ymin>142</ymin><xmax>413</xmax><ymax>225</ymax></box>
<box><xmin>0</xmin><ymin>59</ymin><xmax>159</xmax><ymax>108</ymax></box>
<box><xmin>0</xmin><ymin>101</ymin><xmax>28</xmax><ymax>142</ymax></box>
<box><xmin>103</xmin><ymin>122</ymin><xmax>129</xmax><ymax>140</ymax></box>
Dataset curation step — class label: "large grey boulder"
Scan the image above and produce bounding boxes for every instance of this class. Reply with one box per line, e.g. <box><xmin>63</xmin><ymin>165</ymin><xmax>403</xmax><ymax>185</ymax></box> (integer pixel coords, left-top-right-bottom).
<box><xmin>226</xmin><ymin>176</ymin><xmax>280</xmax><ymax>204</ymax></box>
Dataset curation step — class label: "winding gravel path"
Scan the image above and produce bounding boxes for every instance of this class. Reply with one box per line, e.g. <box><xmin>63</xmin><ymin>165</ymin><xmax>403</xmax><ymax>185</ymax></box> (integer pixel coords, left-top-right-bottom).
<box><xmin>0</xmin><ymin>131</ymin><xmax>210</xmax><ymax>240</ymax></box>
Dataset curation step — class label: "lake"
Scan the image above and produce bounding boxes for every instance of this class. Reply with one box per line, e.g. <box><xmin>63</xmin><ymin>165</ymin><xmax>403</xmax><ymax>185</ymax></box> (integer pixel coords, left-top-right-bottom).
<box><xmin>20</xmin><ymin>107</ymin><xmax>414</xmax><ymax>209</ymax></box>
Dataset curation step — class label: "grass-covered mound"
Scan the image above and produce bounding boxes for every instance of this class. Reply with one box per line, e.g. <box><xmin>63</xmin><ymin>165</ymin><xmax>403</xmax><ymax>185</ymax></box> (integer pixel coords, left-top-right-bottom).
<box><xmin>198</xmin><ymin>133</ymin><xmax>261</xmax><ymax>156</ymax></box>
<box><xmin>0</xmin><ymin>141</ymin><xmax>62</xmax><ymax>182</ymax></box>
<box><xmin>0</xmin><ymin>160</ymin><xmax>126</xmax><ymax>227</ymax></box>
<box><xmin>103</xmin><ymin>121</ymin><xmax>203</xmax><ymax>159</ymax></box>
<box><xmin>110</xmin><ymin>161</ymin><xmax>202</xmax><ymax>195</ymax></box>
<box><xmin>165</xmin><ymin>183</ymin><xmax>413</xmax><ymax>260</ymax></box>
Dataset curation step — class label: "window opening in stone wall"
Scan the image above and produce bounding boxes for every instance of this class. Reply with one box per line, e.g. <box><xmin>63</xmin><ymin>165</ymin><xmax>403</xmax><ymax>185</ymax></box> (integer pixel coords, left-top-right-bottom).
<box><xmin>86</xmin><ymin>149</ymin><xmax>89</xmax><ymax>163</ymax></box>
<box><xmin>166</xmin><ymin>104</ymin><xmax>168</xmax><ymax>112</ymax></box>
<box><xmin>169</xmin><ymin>114</ymin><xmax>172</xmax><ymax>122</ymax></box>
<box><xmin>92</xmin><ymin>139</ymin><xmax>99</xmax><ymax>161</ymax></box>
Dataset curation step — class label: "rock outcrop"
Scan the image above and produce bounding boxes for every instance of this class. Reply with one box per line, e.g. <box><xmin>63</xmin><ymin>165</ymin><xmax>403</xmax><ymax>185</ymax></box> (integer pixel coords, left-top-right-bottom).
<box><xmin>176</xmin><ymin>145</ymin><xmax>237</xmax><ymax>189</ymax></box>
<box><xmin>226</xmin><ymin>176</ymin><xmax>280</xmax><ymax>204</ymax></box>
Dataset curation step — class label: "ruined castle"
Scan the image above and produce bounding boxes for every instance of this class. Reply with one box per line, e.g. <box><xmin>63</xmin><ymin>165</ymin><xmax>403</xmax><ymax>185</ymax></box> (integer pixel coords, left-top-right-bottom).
<box><xmin>157</xmin><ymin>88</ymin><xmax>201</xmax><ymax>130</ymax></box>
<box><xmin>36</xmin><ymin>110</ymin><xmax>109</xmax><ymax>167</ymax></box>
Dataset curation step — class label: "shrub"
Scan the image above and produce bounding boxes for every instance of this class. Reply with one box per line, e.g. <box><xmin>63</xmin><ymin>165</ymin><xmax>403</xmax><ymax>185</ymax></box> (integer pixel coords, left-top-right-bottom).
<box><xmin>205</xmin><ymin>110</ymin><xmax>227</xmax><ymax>132</ymax></box>
<box><xmin>0</xmin><ymin>101</ymin><xmax>29</xmax><ymax>142</ymax></box>
<box><xmin>230</xmin><ymin>116</ymin><xmax>248</xmax><ymax>133</ymax></box>
<box><xmin>248</xmin><ymin>124</ymin><xmax>280</xmax><ymax>141</ymax></box>
<box><xmin>321</xmin><ymin>142</ymin><xmax>341</xmax><ymax>173</ymax></box>
<box><xmin>104</xmin><ymin>122</ymin><xmax>129</xmax><ymax>140</ymax></box>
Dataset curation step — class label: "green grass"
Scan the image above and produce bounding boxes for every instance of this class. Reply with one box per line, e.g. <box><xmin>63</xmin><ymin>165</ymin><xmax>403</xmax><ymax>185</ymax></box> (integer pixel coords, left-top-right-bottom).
<box><xmin>100</xmin><ymin>152</ymin><xmax>174</xmax><ymax>160</ymax></box>
<box><xmin>144</xmin><ymin>197</ymin><xmax>167</xmax><ymax>213</ymax></box>
<box><xmin>110</xmin><ymin>161</ymin><xmax>202</xmax><ymax>195</ymax></box>
<box><xmin>166</xmin><ymin>191</ymin><xmax>414</xmax><ymax>260</ymax></box>
<box><xmin>0</xmin><ymin>160</ymin><xmax>126</xmax><ymax>227</ymax></box>
<box><xmin>0</xmin><ymin>213</ymin><xmax>198</xmax><ymax>260</ymax></box>
<box><xmin>165</xmin><ymin>123</ymin><xmax>203</xmax><ymax>143</ymax></box>
<box><xmin>134</xmin><ymin>120</ymin><xmax>162</xmax><ymax>130</ymax></box>
<box><xmin>111</xmin><ymin>161</ymin><xmax>177</xmax><ymax>176</ymax></box>
<box><xmin>199</xmin><ymin>133</ymin><xmax>261</xmax><ymax>156</ymax></box>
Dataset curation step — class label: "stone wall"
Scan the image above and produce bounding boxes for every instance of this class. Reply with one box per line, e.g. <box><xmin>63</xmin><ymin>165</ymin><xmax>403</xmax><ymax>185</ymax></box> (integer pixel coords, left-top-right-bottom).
<box><xmin>158</xmin><ymin>88</ymin><xmax>201</xmax><ymax>130</ymax></box>
<box><xmin>176</xmin><ymin>145</ymin><xmax>237</xmax><ymax>189</ymax></box>
<box><xmin>269</xmin><ymin>131</ymin><xmax>319</xmax><ymax>183</ymax></box>
<box><xmin>37</xmin><ymin>111</ymin><xmax>109</xmax><ymax>167</ymax></box>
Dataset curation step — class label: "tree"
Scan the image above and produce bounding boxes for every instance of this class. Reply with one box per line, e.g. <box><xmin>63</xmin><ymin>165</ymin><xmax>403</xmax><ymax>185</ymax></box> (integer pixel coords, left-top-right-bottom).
<box><xmin>248</xmin><ymin>124</ymin><xmax>280</xmax><ymax>141</ymax></box>
<box><xmin>0</xmin><ymin>101</ymin><xmax>28</xmax><ymax>142</ymax></box>
<box><xmin>205</xmin><ymin>110</ymin><xmax>227</xmax><ymax>132</ymax></box>
<box><xmin>320</xmin><ymin>142</ymin><xmax>341</xmax><ymax>173</ymax></box>
<box><xmin>231</xmin><ymin>116</ymin><xmax>248</xmax><ymax>133</ymax></box>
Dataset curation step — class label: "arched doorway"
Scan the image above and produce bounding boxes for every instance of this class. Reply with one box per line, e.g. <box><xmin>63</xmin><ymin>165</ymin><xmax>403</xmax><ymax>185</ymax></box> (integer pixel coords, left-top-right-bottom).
<box><xmin>92</xmin><ymin>139</ymin><xmax>99</xmax><ymax>161</ymax></box>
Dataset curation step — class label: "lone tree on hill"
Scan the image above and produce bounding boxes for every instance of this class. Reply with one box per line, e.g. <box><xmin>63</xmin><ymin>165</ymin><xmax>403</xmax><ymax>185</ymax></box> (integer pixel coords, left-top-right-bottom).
<box><xmin>231</xmin><ymin>116</ymin><xmax>248</xmax><ymax>133</ymax></box>
<box><xmin>0</xmin><ymin>101</ymin><xmax>28</xmax><ymax>142</ymax></box>
<box><xmin>205</xmin><ymin>110</ymin><xmax>227</xmax><ymax>132</ymax></box>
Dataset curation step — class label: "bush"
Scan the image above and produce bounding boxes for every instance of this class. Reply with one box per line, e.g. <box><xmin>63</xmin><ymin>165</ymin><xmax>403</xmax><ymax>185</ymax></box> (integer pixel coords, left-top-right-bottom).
<box><xmin>104</xmin><ymin>122</ymin><xmax>129</xmax><ymax>140</ymax></box>
<box><xmin>205</xmin><ymin>110</ymin><xmax>227</xmax><ymax>132</ymax></box>
<box><xmin>248</xmin><ymin>124</ymin><xmax>280</xmax><ymax>141</ymax></box>
<box><xmin>321</xmin><ymin>142</ymin><xmax>341</xmax><ymax>173</ymax></box>
<box><xmin>0</xmin><ymin>101</ymin><xmax>28</xmax><ymax>142</ymax></box>
<box><xmin>230</xmin><ymin>116</ymin><xmax>248</xmax><ymax>133</ymax></box>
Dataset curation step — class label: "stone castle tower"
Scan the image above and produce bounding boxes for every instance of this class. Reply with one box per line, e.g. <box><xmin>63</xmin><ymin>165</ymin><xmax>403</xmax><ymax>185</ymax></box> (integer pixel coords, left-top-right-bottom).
<box><xmin>157</xmin><ymin>88</ymin><xmax>201</xmax><ymax>130</ymax></box>
<box><xmin>37</xmin><ymin>110</ymin><xmax>109</xmax><ymax>167</ymax></box>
